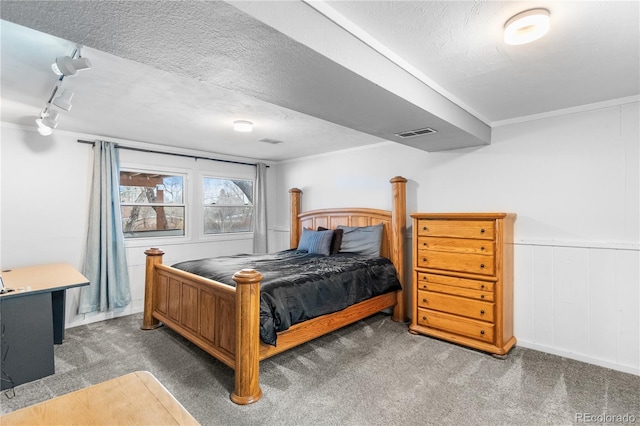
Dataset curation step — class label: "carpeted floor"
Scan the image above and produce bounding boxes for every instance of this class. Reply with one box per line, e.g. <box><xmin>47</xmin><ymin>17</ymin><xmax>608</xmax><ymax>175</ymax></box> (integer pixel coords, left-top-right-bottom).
<box><xmin>1</xmin><ymin>313</ymin><xmax>638</xmax><ymax>425</ymax></box>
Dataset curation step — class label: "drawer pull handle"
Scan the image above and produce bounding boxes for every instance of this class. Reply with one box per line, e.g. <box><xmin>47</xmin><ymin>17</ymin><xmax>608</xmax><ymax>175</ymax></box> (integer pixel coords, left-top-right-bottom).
<box><xmin>480</xmin><ymin>264</ymin><xmax>485</xmax><ymax>268</ymax></box>
<box><xmin>422</xmin><ymin>285</ymin><xmax>427</xmax><ymax>289</ymax></box>
<box><xmin>422</xmin><ymin>316</ymin><xmax>426</xmax><ymax>321</ymax></box>
<box><xmin>480</xmin><ymin>330</ymin><xmax>485</xmax><ymax>335</ymax></box>
<box><xmin>422</xmin><ymin>298</ymin><xmax>427</xmax><ymax>303</ymax></box>
<box><xmin>423</xmin><ymin>258</ymin><xmax>427</xmax><ymax>262</ymax></box>
<box><xmin>480</xmin><ymin>310</ymin><xmax>485</xmax><ymax>315</ymax></box>
<box><xmin>481</xmin><ymin>295</ymin><xmax>485</xmax><ymax>299</ymax></box>
<box><xmin>423</xmin><ymin>242</ymin><xmax>427</xmax><ymax>247</ymax></box>
<box><xmin>481</xmin><ymin>246</ymin><xmax>485</xmax><ymax>251</ymax></box>
<box><xmin>480</xmin><ymin>229</ymin><xmax>485</xmax><ymax>234</ymax></box>
<box><xmin>480</xmin><ymin>284</ymin><xmax>485</xmax><ymax>289</ymax></box>
<box><xmin>423</xmin><ymin>226</ymin><xmax>428</xmax><ymax>231</ymax></box>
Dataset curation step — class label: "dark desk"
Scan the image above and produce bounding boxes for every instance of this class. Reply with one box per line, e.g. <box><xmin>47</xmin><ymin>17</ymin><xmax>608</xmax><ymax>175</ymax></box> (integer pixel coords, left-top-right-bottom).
<box><xmin>0</xmin><ymin>264</ymin><xmax>89</xmax><ymax>390</ymax></box>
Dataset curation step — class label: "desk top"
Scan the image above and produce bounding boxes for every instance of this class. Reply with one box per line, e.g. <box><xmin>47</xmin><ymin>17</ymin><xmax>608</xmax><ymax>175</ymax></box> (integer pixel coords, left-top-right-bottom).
<box><xmin>1</xmin><ymin>263</ymin><xmax>89</xmax><ymax>298</ymax></box>
<box><xmin>0</xmin><ymin>371</ymin><xmax>200</xmax><ymax>425</ymax></box>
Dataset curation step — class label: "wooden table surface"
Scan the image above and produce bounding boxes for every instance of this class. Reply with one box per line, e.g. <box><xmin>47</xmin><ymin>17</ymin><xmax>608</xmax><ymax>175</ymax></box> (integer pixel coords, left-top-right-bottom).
<box><xmin>0</xmin><ymin>371</ymin><xmax>200</xmax><ymax>425</ymax></box>
<box><xmin>1</xmin><ymin>263</ymin><xmax>89</xmax><ymax>296</ymax></box>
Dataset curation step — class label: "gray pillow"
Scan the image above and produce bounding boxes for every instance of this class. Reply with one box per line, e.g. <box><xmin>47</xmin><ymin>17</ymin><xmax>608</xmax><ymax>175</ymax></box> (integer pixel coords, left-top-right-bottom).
<box><xmin>297</xmin><ymin>228</ymin><xmax>334</xmax><ymax>255</ymax></box>
<box><xmin>337</xmin><ymin>223</ymin><xmax>384</xmax><ymax>257</ymax></box>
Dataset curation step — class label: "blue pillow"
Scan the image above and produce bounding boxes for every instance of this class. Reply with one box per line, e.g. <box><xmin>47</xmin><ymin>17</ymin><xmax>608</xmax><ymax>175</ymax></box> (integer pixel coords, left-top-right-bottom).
<box><xmin>337</xmin><ymin>223</ymin><xmax>384</xmax><ymax>257</ymax></box>
<box><xmin>297</xmin><ymin>228</ymin><xmax>334</xmax><ymax>255</ymax></box>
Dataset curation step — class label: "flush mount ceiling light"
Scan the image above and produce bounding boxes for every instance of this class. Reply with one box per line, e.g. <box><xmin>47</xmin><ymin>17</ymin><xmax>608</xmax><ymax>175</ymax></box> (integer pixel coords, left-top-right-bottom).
<box><xmin>233</xmin><ymin>120</ymin><xmax>253</xmax><ymax>132</ymax></box>
<box><xmin>504</xmin><ymin>8</ymin><xmax>550</xmax><ymax>45</ymax></box>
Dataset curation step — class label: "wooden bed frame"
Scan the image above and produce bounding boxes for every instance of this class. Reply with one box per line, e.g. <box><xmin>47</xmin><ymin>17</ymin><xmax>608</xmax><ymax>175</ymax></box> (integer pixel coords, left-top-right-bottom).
<box><xmin>141</xmin><ymin>176</ymin><xmax>407</xmax><ymax>404</ymax></box>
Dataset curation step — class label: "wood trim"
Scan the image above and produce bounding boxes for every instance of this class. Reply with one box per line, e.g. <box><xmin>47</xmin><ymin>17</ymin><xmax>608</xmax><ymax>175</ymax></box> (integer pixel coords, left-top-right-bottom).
<box><xmin>390</xmin><ymin>176</ymin><xmax>407</xmax><ymax>321</ymax></box>
<box><xmin>410</xmin><ymin>212</ymin><xmax>508</xmax><ymax>220</ymax></box>
<box><xmin>289</xmin><ymin>188</ymin><xmax>302</xmax><ymax>249</ymax></box>
<box><xmin>230</xmin><ymin>269</ymin><xmax>263</xmax><ymax>405</ymax></box>
<box><xmin>258</xmin><ymin>292</ymin><xmax>397</xmax><ymax>360</ymax></box>
<box><xmin>141</xmin><ymin>248</ymin><xmax>164</xmax><ymax>330</ymax></box>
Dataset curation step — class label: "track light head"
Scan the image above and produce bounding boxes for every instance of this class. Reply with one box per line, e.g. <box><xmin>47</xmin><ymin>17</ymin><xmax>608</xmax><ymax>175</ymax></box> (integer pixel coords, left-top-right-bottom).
<box><xmin>51</xmin><ymin>56</ymin><xmax>91</xmax><ymax>76</ymax></box>
<box><xmin>35</xmin><ymin>118</ymin><xmax>54</xmax><ymax>135</ymax></box>
<box><xmin>52</xmin><ymin>89</ymin><xmax>74</xmax><ymax>111</ymax></box>
<box><xmin>41</xmin><ymin>110</ymin><xmax>59</xmax><ymax>129</ymax></box>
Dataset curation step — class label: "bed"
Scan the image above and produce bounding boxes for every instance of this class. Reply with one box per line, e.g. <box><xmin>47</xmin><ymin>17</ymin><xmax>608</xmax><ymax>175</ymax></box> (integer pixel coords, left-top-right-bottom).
<box><xmin>141</xmin><ymin>176</ymin><xmax>407</xmax><ymax>404</ymax></box>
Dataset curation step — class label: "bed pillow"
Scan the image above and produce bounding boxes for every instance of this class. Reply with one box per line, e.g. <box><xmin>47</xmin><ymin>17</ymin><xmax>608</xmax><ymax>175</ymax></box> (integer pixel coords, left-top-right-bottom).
<box><xmin>337</xmin><ymin>223</ymin><xmax>384</xmax><ymax>257</ymax></box>
<box><xmin>297</xmin><ymin>228</ymin><xmax>334</xmax><ymax>255</ymax></box>
<box><xmin>317</xmin><ymin>227</ymin><xmax>344</xmax><ymax>255</ymax></box>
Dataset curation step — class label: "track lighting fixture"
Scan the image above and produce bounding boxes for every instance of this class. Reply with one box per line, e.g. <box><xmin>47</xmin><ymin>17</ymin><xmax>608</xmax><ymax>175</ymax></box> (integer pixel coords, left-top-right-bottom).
<box><xmin>41</xmin><ymin>110</ymin><xmax>59</xmax><ymax>128</ymax></box>
<box><xmin>35</xmin><ymin>118</ymin><xmax>53</xmax><ymax>136</ymax></box>
<box><xmin>52</xmin><ymin>87</ymin><xmax>74</xmax><ymax>111</ymax></box>
<box><xmin>35</xmin><ymin>107</ymin><xmax>57</xmax><ymax>135</ymax></box>
<box><xmin>51</xmin><ymin>45</ymin><xmax>91</xmax><ymax>76</ymax></box>
<box><xmin>36</xmin><ymin>46</ymin><xmax>90</xmax><ymax>136</ymax></box>
<box><xmin>52</xmin><ymin>56</ymin><xmax>91</xmax><ymax>76</ymax></box>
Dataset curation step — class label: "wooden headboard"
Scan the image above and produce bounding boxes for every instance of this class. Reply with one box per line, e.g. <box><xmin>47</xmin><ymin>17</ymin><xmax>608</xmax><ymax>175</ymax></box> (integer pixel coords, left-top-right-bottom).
<box><xmin>288</xmin><ymin>176</ymin><xmax>408</xmax><ymax>322</ymax></box>
<box><xmin>295</xmin><ymin>208</ymin><xmax>393</xmax><ymax>259</ymax></box>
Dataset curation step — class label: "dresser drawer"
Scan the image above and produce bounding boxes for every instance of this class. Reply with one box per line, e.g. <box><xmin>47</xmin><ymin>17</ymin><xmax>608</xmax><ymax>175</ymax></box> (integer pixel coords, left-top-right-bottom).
<box><xmin>417</xmin><ymin>290</ymin><xmax>494</xmax><ymax>322</ymax></box>
<box><xmin>417</xmin><ymin>251</ymin><xmax>495</xmax><ymax>276</ymax></box>
<box><xmin>417</xmin><ymin>308</ymin><xmax>495</xmax><ymax>343</ymax></box>
<box><xmin>415</xmin><ymin>274</ymin><xmax>494</xmax><ymax>302</ymax></box>
<box><xmin>417</xmin><ymin>237</ymin><xmax>494</xmax><ymax>255</ymax></box>
<box><xmin>416</xmin><ymin>219</ymin><xmax>495</xmax><ymax>240</ymax></box>
<box><xmin>416</xmin><ymin>273</ymin><xmax>495</xmax><ymax>292</ymax></box>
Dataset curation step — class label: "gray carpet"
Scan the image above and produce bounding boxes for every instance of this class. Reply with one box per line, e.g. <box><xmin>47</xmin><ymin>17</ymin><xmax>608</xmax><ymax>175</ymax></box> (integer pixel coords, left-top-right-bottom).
<box><xmin>1</xmin><ymin>313</ymin><xmax>638</xmax><ymax>425</ymax></box>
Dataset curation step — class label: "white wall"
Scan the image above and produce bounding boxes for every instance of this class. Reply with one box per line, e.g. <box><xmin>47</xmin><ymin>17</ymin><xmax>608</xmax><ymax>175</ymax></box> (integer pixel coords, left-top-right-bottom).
<box><xmin>2</xmin><ymin>101</ymin><xmax>637</xmax><ymax>375</ymax></box>
<box><xmin>0</xmin><ymin>124</ymin><xmax>277</xmax><ymax>328</ymax></box>
<box><xmin>274</xmin><ymin>101</ymin><xmax>640</xmax><ymax>375</ymax></box>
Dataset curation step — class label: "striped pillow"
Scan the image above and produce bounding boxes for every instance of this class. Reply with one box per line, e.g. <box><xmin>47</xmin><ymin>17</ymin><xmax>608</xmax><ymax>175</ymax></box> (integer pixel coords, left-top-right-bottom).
<box><xmin>297</xmin><ymin>228</ymin><xmax>334</xmax><ymax>255</ymax></box>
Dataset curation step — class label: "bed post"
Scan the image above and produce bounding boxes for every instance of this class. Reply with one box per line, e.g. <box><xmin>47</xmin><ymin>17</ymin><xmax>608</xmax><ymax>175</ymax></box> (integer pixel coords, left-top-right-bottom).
<box><xmin>390</xmin><ymin>176</ymin><xmax>408</xmax><ymax>322</ymax></box>
<box><xmin>141</xmin><ymin>247</ymin><xmax>164</xmax><ymax>330</ymax></box>
<box><xmin>289</xmin><ymin>188</ymin><xmax>302</xmax><ymax>249</ymax></box>
<box><xmin>230</xmin><ymin>269</ymin><xmax>263</xmax><ymax>405</ymax></box>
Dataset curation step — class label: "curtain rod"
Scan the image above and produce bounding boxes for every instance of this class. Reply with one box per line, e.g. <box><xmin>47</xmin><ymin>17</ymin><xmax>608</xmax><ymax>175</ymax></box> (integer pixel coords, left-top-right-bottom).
<box><xmin>77</xmin><ymin>139</ymin><xmax>268</xmax><ymax>168</ymax></box>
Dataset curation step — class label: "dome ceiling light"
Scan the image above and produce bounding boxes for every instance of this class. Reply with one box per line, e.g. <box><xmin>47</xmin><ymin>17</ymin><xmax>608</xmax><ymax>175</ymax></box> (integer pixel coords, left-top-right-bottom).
<box><xmin>233</xmin><ymin>120</ymin><xmax>253</xmax><ymax>132</ymax></box>
<box><xmin>504</xmin><ymin>9</ymin><xmax>550</xmax><ymax>45</ymax></box>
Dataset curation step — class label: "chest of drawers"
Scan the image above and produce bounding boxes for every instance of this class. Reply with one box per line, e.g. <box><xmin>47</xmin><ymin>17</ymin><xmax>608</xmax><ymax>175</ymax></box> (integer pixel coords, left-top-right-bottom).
<box><xmin>409</xmin><ymin>213</ymin><xmax>516</xmax><ymax>355</ymax></box>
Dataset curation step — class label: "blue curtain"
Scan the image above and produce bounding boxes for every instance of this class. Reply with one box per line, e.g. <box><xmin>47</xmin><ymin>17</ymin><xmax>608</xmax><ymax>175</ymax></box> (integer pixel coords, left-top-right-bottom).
<box><xmin>252</xmin><ymin>162</ymin><xmax>268</xmax><ymax>253</ymax></box>
<box><xmin>79</xmin><ymin>141</ymin><xmax>131</xmax><ymax>313</ymax></box>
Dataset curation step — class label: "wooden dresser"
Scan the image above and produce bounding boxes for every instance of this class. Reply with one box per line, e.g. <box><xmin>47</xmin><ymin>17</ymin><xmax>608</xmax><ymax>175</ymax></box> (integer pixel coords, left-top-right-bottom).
<box><xmin>409</xmin><ymin>213</ymin><xmax>516</xmax><ymax>355</ymax></box>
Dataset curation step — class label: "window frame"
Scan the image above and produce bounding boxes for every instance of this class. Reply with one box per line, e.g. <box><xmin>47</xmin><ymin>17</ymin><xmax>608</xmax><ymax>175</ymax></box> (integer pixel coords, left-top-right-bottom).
<box><xmin>201</xmin><ymin>174</ymin><xmax>255</xmax><ymax>237</ymax></box>
<box><xmin>118</xmin><ymin>166</ymin><xmax>189</xmax><ymax>245</ymax></box>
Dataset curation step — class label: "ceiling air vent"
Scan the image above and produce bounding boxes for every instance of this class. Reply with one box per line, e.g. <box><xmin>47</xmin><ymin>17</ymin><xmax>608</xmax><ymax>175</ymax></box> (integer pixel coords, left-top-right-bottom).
<box><xmin>394</xmin><ymin>127</ymin><xmax>437</xmax><ymax>138</ymax></box>
<box><xmin>259</xmin><ymin>138</ymin><xmax>284</xmax><ymax>145</ymax></box>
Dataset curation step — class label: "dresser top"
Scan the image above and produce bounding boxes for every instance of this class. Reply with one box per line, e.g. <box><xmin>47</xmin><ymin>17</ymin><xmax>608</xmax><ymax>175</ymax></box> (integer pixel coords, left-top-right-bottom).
<box><xmin>411</xmin><ymin>212</ymin><xmax>515</xmax><ymax>220</ymax></box>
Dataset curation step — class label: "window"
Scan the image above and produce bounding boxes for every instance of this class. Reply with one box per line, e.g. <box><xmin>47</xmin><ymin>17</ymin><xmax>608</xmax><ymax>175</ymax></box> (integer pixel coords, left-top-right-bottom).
<box><xmin>119</xmin><ymin>171</ymin><xmax>185</xmax><ymax>238</ymax></box>
<box><xmin>203</xmin><ymin>177</ymin><xmax>253</xmax><ymax>234</ymax></box>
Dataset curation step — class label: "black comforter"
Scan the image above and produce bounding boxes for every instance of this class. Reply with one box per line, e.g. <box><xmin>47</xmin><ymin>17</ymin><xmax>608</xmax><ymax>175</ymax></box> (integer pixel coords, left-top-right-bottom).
<box><xmin>172</xmin><ymin>250</ymin><xmax>401</xmax><ymax>346</ymax></box>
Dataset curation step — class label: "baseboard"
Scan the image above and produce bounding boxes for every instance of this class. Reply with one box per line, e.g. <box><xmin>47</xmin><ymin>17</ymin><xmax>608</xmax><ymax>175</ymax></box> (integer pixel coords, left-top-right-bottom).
<box><xmin>66</xmin><ymin>299</ymin><xmax>145</xmax><ymax>329</ymax></box>
<box><xmin>516</xmin><ymin>340</ymin><xmax>640</xmax><ymax>377</ymax></box>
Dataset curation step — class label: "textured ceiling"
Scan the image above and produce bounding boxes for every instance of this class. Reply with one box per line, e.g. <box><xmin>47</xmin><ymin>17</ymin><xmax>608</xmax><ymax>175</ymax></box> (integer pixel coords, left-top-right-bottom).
<box><xmin>1</xmin><ymin>1</ymin><xmax>638</xmax><ymax>161</ymax></box>
<box><xmin>324</xmin><ymin>0</ymin><xmax>640</xmax><ymax>122</ymax></box>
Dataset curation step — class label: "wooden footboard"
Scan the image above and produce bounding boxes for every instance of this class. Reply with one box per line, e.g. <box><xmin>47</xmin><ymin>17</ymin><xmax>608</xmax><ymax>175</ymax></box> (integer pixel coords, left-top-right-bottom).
<box><xmin>141</xmin><ymin>176</ymin><xmax>407</xmax><ymax>405</ymax></box>
<box><xmin>142</xmin><ymin>249</ymin><xmax>398</xmax><ymax>403</ymax></box>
